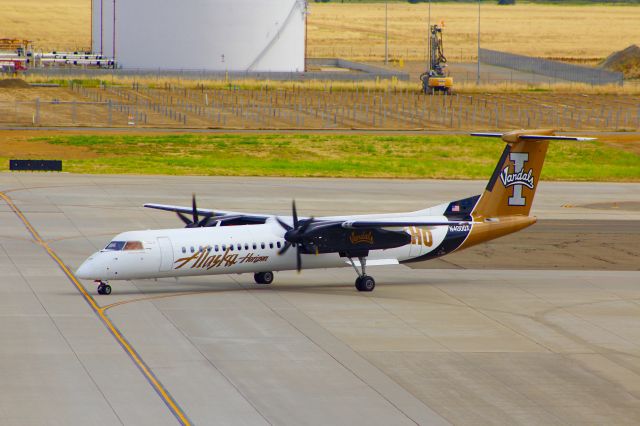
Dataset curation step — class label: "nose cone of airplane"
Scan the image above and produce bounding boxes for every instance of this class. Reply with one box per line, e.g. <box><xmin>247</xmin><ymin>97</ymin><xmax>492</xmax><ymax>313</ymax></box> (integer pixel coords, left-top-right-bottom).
<box><xmin>76</xmin><ymin>256</ymin><xmax>98</xmax><ymax>280</ymax></box>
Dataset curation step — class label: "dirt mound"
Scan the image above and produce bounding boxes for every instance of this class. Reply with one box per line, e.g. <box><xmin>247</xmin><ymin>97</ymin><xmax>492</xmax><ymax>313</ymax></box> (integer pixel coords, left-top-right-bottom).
<box><xmin>601</xmin><ymin>45</ymin><xmax>640</xmax><ymax>79</ymax></box>
<box><xmin>0</xmin><ymin>78</ymin><xmax>30</xmax><ymax>88</ymax></box>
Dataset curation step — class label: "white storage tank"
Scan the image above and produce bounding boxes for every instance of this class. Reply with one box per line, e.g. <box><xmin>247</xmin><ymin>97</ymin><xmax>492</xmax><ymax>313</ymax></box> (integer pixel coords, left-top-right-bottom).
<box><xmin>92</xmin><ymin>0</ymin><xmax>306</xmax><ymax>72</ymax></box>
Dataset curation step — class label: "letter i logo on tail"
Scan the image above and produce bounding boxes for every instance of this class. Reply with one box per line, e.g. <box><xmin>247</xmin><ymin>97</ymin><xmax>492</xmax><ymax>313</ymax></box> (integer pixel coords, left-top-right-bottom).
<box><xmin>500</xmin><ymin>152</ymin><xmax>535</xmax><ymax>206</ymax></box>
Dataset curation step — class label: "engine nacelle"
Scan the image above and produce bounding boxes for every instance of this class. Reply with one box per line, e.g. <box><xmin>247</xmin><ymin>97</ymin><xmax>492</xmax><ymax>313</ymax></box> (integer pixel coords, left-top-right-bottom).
<box><xmin>302</xmin><ymin>227</ymin><xmax>410</xmax><ymax>255</ymax></box>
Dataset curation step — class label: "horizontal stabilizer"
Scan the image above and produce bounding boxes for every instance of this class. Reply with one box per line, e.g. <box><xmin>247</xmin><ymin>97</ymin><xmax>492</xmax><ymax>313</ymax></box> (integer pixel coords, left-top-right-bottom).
<box><xmin>471</xmin><ymin>132</ymin><xmax>504</xmax><ymax>138</ymax></box>
<box><xmin>519</xmin><ymin>135</ymin><xmax>595</xmax><ymax>141</ymax></box>
<box><xmin>471</xmin><ymin>130</ymin><xmax>595</xmax><ymax>143</ymax></box>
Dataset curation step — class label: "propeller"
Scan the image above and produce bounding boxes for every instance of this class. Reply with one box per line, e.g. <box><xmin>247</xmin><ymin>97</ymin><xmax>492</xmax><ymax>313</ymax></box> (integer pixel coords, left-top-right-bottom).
<box><xmin>176</xmin><ymin>194</ymin><xmax>213</xmax><ymax>228</ymax></box>
<box><xmin>276</xmin><ymin>200</ymin><xmax>315</xmax><ymax>273</ymax></box>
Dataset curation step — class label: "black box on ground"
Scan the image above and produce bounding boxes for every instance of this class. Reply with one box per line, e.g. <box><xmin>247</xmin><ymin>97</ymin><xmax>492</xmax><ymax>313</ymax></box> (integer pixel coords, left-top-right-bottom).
<box><xmin>10</xmin><ymin>160</ymin><xmax>63</xmax><ymax>172</ymax></box>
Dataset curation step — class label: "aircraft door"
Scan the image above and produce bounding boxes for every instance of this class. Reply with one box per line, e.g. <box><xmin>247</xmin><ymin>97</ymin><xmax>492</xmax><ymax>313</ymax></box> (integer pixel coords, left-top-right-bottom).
<box><xmin>157</xmin><ymin>237</ymin><xmax>174</xmax><ymax>272</ymax></box>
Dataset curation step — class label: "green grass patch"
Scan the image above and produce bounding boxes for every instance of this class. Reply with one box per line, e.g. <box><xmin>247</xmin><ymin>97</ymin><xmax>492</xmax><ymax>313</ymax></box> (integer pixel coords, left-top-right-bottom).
<box><xmin>4</xmin><ymin>133</ymin><xmax>639</xmax><ymax>181</ymax></box>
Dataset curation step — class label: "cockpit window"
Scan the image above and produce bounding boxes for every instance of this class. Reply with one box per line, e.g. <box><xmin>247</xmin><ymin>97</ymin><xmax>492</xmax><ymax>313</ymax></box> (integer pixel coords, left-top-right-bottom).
<box><xmin>105</xmin><ymin>241</ymin><xmax>125</xmax><ymax>251</ymax></box>
<box><xmin>124</xmin><ymin>241</ymin><xmax>144</xmax><ymax>251</ymax></box>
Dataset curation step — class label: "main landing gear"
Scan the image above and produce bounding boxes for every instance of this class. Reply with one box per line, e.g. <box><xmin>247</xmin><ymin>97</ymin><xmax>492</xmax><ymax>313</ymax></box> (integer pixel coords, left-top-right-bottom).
<box><xmin>254</xmin><ymin>271</ymin><xmax>274</xmax><ymax>285</ymax></box>
<box><xmin>95</xmin><ymin>280</ymin><xmax>112</xmax><ymax>295</ymax></box>
<box><xmin>348</xmin><ymin>257</ymin><xmax>375</xmax><ymax>292</ymax></box>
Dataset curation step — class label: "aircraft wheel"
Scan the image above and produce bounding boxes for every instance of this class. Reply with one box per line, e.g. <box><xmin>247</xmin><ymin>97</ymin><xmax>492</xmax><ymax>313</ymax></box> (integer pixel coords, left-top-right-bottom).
<box><xmin>254</xmin><ymin>272</ymin><xmax>274</xmax><ymax>285</ymax></box>
<box><xmin>97</xmin><ymin>282</ymin><xmax>111</xmax><ymax>295</ymax></box>
<box><xmin>355</xmin><ymin>276</ymin><xmax>375</xmax><ymax>292</ymax></box>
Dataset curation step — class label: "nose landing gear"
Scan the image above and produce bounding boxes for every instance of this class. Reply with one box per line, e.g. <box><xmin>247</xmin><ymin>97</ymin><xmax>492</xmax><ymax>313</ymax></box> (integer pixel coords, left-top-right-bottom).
<box><xmin>95</xmin><ymin>280</ymin><xmax>112</xmax><ymax>295</ymax></box>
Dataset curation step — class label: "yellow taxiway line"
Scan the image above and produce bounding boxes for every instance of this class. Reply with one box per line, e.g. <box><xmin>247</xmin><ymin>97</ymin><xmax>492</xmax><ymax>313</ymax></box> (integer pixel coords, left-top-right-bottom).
<box><xmin>0</xmin><ymin>191</ymin><xmax>191</xmax><ymax>426</ymax></box>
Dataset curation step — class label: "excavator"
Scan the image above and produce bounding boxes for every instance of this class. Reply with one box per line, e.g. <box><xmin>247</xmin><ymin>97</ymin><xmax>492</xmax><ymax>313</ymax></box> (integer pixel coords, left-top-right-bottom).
<box><xmin>420</xmin><ymin>24</ymin><xmax>453</xmax><ymax>95</ymax></box>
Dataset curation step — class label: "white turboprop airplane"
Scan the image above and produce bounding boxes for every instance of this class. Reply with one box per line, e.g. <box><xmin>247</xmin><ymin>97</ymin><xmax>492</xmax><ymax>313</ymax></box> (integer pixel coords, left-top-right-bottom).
<box><xmin>76</xmin><ymin>130</ymin><xmax>593</xmax><ymax>295</ymax></box>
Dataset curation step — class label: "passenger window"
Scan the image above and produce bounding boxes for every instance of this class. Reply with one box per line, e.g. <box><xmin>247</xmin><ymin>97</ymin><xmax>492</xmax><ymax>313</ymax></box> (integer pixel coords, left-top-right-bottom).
<box><xmin>215</xmin><ymin>245</ymin><xmax>219</xmax><ymax>252</ymax></box>
<box><xmin>269</xmin><ymin>242</ymin><xmax>274</xmax><ymax>249</ymax></box>
<box><xmin>207</xmin><ymin>246</ymin><xmax>212</xmax><ymax>253</ymax></box>
<box><xmin>244</xmin><ymin>243</ymin><xmax>249</xmax><ymax>250</ymax></box>
<box><xmin>261</xmin><ymin>242</ymin><xmax>265</xmax><ymax>249</ymax></box>
<box><xmin>182</xmin><ymin>247</ymin><xmax>186</xmax><ymax>253</ymax></box>
<box><xmin>124</xmin><ymin>241</ymin><xmax>144</xmax><ymax>251</ymax></box>
<box><xmin>252</xmin><ymin>243</ymin><xmax>257</xmax><ymax>250</ymax></box>
<box><xmin>237</xmin><ymin>244</ymin><xmax>242</xmax><ymax>251</ymax></box>
<box><xmin>105</xmin><ymin>241</ymin><xmax>125</xmax><ymax>251</ymax></box>
<box><xmin>222</xmin><ymin>244</ymin><xmax>226</xmax><ymax>251</ymax></box>
<box><xmin>276</xmin><ymin>241</ymin><xmax>281</xmax><ymax>249</ymax></box>
<box><xmin>190</xmin><ymin>246</ymin><xmax>195</xmax><ymax>253</ymax></box>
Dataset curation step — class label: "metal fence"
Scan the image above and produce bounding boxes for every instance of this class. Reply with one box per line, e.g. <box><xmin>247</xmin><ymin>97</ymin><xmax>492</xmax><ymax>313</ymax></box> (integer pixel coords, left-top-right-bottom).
<box><xmin>1</xmin><ymin>84</ymin><xmax>638</xmax><ymax>131</ymax></box>
<box><xmin>25</xmin><ymin>58</ymin><xmax>409</xmax><ymax>82</ymax></box>
<box><xmin>479</xmin><ymin>48</ymin><xmax>623</xmax><ymax>86</ymax></box>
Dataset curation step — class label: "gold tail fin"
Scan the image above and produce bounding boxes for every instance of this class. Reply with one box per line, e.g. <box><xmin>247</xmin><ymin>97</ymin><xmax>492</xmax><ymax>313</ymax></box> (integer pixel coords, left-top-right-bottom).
<box><xmin>470</xmin><ymin>129</ymin><xmax>594</xmax><ymax>220</ymax></box>
<box><xmin>453</xmin><ymin>129</ymin><xmax>594</xmax><ymax>252</ymax></box>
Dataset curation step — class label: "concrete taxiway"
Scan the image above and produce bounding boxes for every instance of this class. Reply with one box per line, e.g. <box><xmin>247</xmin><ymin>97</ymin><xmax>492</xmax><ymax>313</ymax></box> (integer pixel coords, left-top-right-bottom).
<box><xmin>1</xmin><ymin>173</ymin><xmax>639</xmax><ymax>425</ymax></box>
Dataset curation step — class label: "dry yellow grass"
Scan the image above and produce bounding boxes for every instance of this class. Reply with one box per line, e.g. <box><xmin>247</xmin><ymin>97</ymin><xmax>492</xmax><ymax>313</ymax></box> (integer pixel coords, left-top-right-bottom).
<box><xmin>307</xmin><ymin>3</ymin><xmax>640</xmax><ymax>62</ymax></box>
<box><xmin>0</xmin><ymin>0</ymin><xmax>89</xmax><ymax>51</ymax></box>
<box><xmin>21</xmin><ymin>73</ymin><xmax>640</xmax><ymax>95</ymax></box>
<box><xmin>1</xmin><ymin>1</ymin><xmax>639</xmax><ymax>64</ymax></box>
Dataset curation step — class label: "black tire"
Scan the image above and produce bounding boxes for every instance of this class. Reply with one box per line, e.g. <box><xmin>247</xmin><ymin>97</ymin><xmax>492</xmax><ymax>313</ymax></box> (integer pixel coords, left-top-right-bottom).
<box><xmin>261</xmin><ymin>271</ymin><xmax>274</xmax><ymax>285</ymax></box>
<box><xmin>254</xmin><ymin>272</ymin><xmax>274</xmax><ymax>285</ymax></box>
<box><xmin>360</xmin><ymin>276</ymin><xmax>375</xmax><ymax>292</ymax></box>
<box><xmin>355</xmin><ymin>276</ymin><xmax>364</xmax><ymax>291</ymax></box>
<box><xmin>103</xmin><ymin>284</ymin><xmax>112</xmax><ymax>295</ymax></box>
<box><xmin>97</xmin><ymin>284</ymin><xmax>105</xmax><ymax>295</ymax></box>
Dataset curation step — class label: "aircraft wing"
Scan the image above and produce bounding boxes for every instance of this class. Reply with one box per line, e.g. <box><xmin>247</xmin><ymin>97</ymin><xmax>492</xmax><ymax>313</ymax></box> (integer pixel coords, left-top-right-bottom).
<box><xmin>144</xmin><ymin>204</ymin><xmax>470</xmax><ymax>229</ymax></box>
<box><xmin>340</xmin><ymin>219</ymin><xmax>470</xmax><ymax>229</ymax></box>
<box><xmin>143</xmin><ymin>203</ymin><xmax>271</xmax><ymax>222</ymax></box>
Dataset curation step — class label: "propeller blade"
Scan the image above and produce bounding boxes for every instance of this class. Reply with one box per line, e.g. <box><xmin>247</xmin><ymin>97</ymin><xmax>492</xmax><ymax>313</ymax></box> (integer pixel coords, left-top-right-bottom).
<box><xmin>176</xmin><ymin>212</ymin><xmax>192</xmax><ymax>226</ymax></box>
<box><xmin>278</xmin><ymin>241</ymin><xmax>291</xmax><ymax>255</ymax></box>
<box><xmin>296</xmin><ymin>246</ymin><xmax>302</xmax><ymax>273</ymax></box>
<box><xmin>276</xmin><ymin>217</ymin><xmax>293</xmax><ymax>231</ymax></box>
<box><xmin>191</xmin><ymin>193</ymin><xmax>199</xmax><ymax>225</ymax></box>
<box><xmin>292</xmin><ymin>200</ymin><xmax>298</xmax><ymax>228</ymax></box>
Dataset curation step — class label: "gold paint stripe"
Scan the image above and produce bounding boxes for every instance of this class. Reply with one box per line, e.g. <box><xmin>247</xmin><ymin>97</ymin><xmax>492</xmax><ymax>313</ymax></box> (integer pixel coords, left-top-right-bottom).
<box><xmin>0</xmin><ymin>192</ymin><xmax>191</xmax><ymax>426</ymax></box>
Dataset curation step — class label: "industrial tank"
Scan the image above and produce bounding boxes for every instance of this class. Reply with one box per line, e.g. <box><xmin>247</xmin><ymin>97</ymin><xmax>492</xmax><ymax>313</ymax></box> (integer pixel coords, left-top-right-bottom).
<box><xmin>92</xmin><ymin>0</ymin><xmax>306</xmax><ymax>72</ymax></box>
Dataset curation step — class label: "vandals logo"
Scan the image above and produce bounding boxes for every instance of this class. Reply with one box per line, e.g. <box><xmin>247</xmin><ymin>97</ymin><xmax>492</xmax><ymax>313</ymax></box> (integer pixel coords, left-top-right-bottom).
<box><xmin>350</xmin><ymin>231</ymin><xmax>374</xmax><ymax>245</ymax></box>
<box><xmin>500</xmin><ymin>152</ymin><xmax>534</xmax><ymax>206</ymax></box>
<box><xmin>174</xmin><ymin>247</ymin><xmax>269</xmax><ymax>271</ymax></box>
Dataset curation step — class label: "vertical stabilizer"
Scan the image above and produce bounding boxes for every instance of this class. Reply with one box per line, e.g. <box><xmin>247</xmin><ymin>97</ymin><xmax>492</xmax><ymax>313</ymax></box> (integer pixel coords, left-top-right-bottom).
<box><xmin>472</xmin><ymin>129</ymin><xmax>553</xmax><ymax>219</ymax></box>
<box><xmin>469</xmin><ymin>129</ymin><xmax>595</xmax><ymax>219</ymax></box>
<box><xmin>450</xmin><ymin>130</ymin><xmax>593</xmax><ymax>253</ymax></box>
